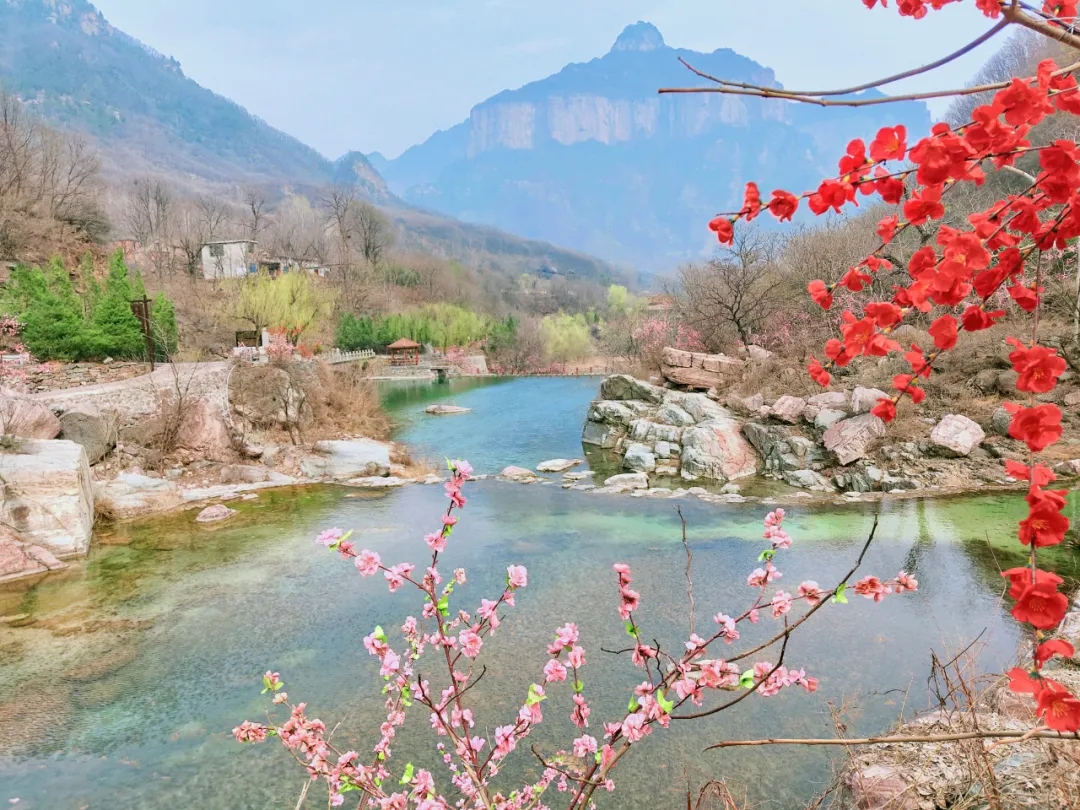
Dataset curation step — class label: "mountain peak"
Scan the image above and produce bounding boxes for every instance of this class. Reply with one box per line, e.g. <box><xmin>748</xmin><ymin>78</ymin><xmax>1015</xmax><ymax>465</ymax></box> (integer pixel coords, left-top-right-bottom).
<box><xmin>610</xmin><ymin>22</ymin><xmax>664</xmax><ymax>53</ymax></box>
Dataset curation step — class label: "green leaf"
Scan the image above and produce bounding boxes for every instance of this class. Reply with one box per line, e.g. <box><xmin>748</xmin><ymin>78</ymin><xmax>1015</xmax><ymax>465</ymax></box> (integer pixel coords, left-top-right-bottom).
<box><xmin>833</xmin><ymin>583</ymin><xmax>848</xmax><ymax>604</ymax></box>
<box><xmin>400</xmin><ymin>762</ymin><xmax>415</xmax><ymax>785</ymax></box>
<box><xmin>447</xmin><ymin>458</ymin><xmax>454</xmax><ymax>471</ymax></box>
<box><xmin>436</xmin><ymin>595</ymin><xmax>450</xmax><ymax>616</ymax></box>
<box><xmin>627</xmin><ymin>695</ymin><xmax>639</xmax><ymax>713</ymax></box>
<box><xmin>624</xmin><ymin>620</ymin><xmax>639</xmax><ymax>639</ymax></box>
<box><xmin>656</xmin><ymin>690</ymin><xmax>674</xmax><ymax>714</ymax></box>
<box><xmin>573</xmin><ymin>679</ymin><xmax>585</xmax><ymax>694</ymax></box>
<box><xmin>739</xmin><ymin>670</ymin><xmax>756</xmax><ymax>690</ymax></box>
<box><xmin>526</xmin><ymin>683</ymin><xmax>547</xmax><ymax>707</ymax></box>
<box><xmin>594</xmin><ymin>752</ymin><xmax>603</xmax><ymax>765</ymax></box>
<box><xmin>374</xmin><ymin>625</ymin><xmax>388</xmax><ymax>643</ymax></box>
<box><xmin>758</xmin><ymin>548</ymin><xmax>775</xmax><ymax>562</ymax></box>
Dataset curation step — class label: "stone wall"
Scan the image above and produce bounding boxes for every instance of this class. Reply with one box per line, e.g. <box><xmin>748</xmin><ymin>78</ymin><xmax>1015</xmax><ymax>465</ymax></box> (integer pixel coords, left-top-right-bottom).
<box><xmin>23</xmin><ymin>362</ymin><xmax>151</xmax><ymax>394</ymax></box>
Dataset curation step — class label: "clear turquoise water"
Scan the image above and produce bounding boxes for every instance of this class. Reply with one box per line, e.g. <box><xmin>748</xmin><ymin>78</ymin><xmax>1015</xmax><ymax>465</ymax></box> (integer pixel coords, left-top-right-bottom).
<box><xmin>0</xmin><ymin>378</ymin><xmax>1076</xmax><ymax>810</ymax></box>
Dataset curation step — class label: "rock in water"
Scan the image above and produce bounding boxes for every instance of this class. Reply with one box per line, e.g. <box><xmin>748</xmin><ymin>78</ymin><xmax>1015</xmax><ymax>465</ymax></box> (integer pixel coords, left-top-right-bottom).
<box><xmin>0</xmin><ymin>439</ymin><xmax>94</xmax><ymax>554</ymax></box>
<box><xmin>681</xmin><ymin>418</ymin><xmax>758</xmax><ymax>481</ymax></box>
<box><xmin>602</xmin><ymin>472</ymin><xmax>649</xmax><ymax>491</ymax></box>
<box><xmin>195</xmin><ymin>504</ymin><xmax>237</xmax><ymax>523</ymax></box>
<box><xmin>425</xmin><ymin>404</ymin><xmax>471</xmax><ymax>415</ymax></box>
<box><xmin>823</xmin><ymin>414</ymin><xmax>886</xmax><ymax>466</ymax></box>
<box><xmin>623</xmin><ymin>443</ymin><xmax>657</xmax><ymax>473</ymax></box>
<box><xmin>536</xmin><ymin>458</ymin><xmax>582</xmax><ymax>473</ymax></box>
<box><xmin>500</xmin><ymin>466</ymin><xmax>539</xmax><ymax>482</ymax></box>
<box><xmin>599</xmin><ymin>375</ymin><xmax>665</xmax><ymax>404</ymax></box>
<box><xmin>930</xmin><ymin>414</ymin><xmax>985</xmax><ymax>457</ymax></box>
<box><xmin>95</xmin><ymin>473</ymin><xmax>182</xmax><ymax>520</ymax></box>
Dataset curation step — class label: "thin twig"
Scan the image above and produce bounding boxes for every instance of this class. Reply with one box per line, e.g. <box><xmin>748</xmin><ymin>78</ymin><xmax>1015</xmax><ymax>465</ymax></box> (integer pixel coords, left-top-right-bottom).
<box><xmin>706</xmin><ymin>729</ymin><xmax>1080</xmax><ymax>750</ymax></box>
<box><xmin>676</xmin><ymin>505</ymin><xmax>695</xmax><ymax>637</ymax></box>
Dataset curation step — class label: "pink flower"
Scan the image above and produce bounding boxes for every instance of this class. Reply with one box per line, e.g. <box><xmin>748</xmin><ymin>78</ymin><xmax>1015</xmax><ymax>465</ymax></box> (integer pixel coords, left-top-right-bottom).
<box><xmin>272</xmin><ymin>692</ymin><xmax>288</xmax><ymax>704</ymax></box>
<box><xmin>442</xmin><ymin>515</ymin><xmax>458</xmax><ymax>527</ymax></box>
<box><xmin>458</xmin><ymin>628</ymin><xmax>483</xmax><ymax>658</ymax></box>
<box><xmin>555</xmin><ymin>623</ymin><xmax>579</xmax><ymax>648</ymax></box>
<box><xmin>698</xmin><ymin>659</ymin><xmax>740</xmax><ymax>689</ymax></box>
<box><xmin>493</xmin><ymin>724</ymin><xmax>517</xmax><ymax>760</ymax></box>
<box><xmin>478</xmin><ymin>599</ymin><xmax>500</xmax><ymax>631</ymax></box>
<box><xmin>747</xmin><ymin>609</ymin><xmax>760</xmax><ymax>624</ymax></box>
<box><xmin>713</xmin><ymin>613</ymin><xmax>740</xmax><ymax>644</ymax></box>
<box><xmin>770</xmin><ymin>590</ymin><xmax>793</xmax><ymax>618</ymax></box>
<box><xmin>798</xmin><ymin>581</ymin><xmax>824</xmax><ymax>606</ymax></box>
<box><xmin>573</xmin><ymin>735</ymin><xmax>598</xmax><ymax>757</ymax></box>
<box><xmin>316</xmin><ymin>527</ymin><xmax>345</xmax><ymax>546</ymax></box>
<box><xmin>618</xmin><ymin>587</ymin><xmax>640</xmax><ymax>620</ymax></box>
<box><xmin>355</xmin><ymin>550</ymin><xmax>381</xmax><ymax>577</ymax></box>
<box><xmin>893</xmin><ymin>571</ymin><xmax>919</xmax><ymax>593</ymax></box>
<box><xmin>571</xmin><ymin>693</ymin><xmax>590</xmax><ymax>728</ymax></box>
<box><xmin>425</xmin><ymin>531</ymin><xmax>446</xmax><ymax>552</ymax></box>
<box><xmin>384</xmin><ymin>563</ymin><xmax>415</xmax><ymax>592</ymax></box>
<box><xmin>451</xmin><ymin>459</ymin><xmax>473</xmax><ymax>478</ymax></box>
<box><xmin>567</xmin><ymin>645</ymin><xmax>586</xmax><ymax>668</ymax></box>
<box><xmin>232</xmin><ymin>721</ymin><xmax>268</xmax><ymax>742</ymax></box>
<box><xmin>453</xmin><ymin>568</ymin><xmax>467</xmax><ymax>584</ymax></box>
<box><xmin>685</xmin><ymin>633</ymin><xmax>707</xmax><ymax>656</ymax></box>
<box><xmin>444</xmin><ymin>481</ymin><xmax>466</xmax><ymax>508</ymax></box>
<box><xmin>621</xmin><ymin>711</ymin><xmax>650</xmax><ymax>742</ymax></box>
<box><xmin>543</xmin><ymin>658</ymin><xmax>567</xmax><ymax>683</ymax></box>
<box><xmin>507</xmin><ymin>565</ymin><xmax>528</xmax><ymax>589</ymax></box>
<box><xmin>853</xmin><ymin>576</ymin><xmax>891</xmax><ymax>602</ymax></box>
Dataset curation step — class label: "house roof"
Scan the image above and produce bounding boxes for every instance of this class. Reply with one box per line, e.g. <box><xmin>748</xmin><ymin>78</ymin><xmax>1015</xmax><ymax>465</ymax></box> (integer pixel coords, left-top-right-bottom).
<box><xmin>204</xmin><ymin>239</ymin><xmax>257</xmax><ymax>246</ymax></box>
<box><xmin>387</xmin><ymin>338</ymin><xmax>421</xmax><ymax>349</ymax></box>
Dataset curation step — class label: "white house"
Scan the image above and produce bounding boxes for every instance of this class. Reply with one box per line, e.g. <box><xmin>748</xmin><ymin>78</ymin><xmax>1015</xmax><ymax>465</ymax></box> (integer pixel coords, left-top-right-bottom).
<box><xmin>201</xmin><ymin>240</ymin><xmax>256</xmax><ymax>279</ymax></box>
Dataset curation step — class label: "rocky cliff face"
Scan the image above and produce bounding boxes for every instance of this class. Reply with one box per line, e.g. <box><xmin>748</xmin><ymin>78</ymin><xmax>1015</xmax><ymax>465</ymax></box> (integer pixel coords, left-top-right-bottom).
<box><xmin>375</xmin><ymin>22</ymin><xmax>931</xmax><ymax>270</ymax></box>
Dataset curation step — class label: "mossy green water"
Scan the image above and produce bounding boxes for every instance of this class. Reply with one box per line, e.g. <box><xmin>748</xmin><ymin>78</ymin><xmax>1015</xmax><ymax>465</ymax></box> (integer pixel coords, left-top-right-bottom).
<box><xmin>1</xmin><ymin>479</ymin><xmax>1075</xmax><ymax>810</ymax></box>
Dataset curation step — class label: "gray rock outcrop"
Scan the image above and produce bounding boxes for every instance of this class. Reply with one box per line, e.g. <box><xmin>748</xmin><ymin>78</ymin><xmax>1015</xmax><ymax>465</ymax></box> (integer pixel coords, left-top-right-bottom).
<box><xmin>930</xmin><ymin>414</ymin><xmax>985</xmax><ymax>457</ymax></box>
<box><xmin>96</xmin><ymin>472</ymin><xmax>183</xmax><ymax>520</ymax></box>
<box><xmin>0</xmin><ymin>439</ymin><xmax>94</xmax><ymax>554</ymax></box>
<box><xmin>58</xmin><ymin>402</ymin><xmax>116</xmax><ymax>464</ymax></box>
<box><xmin>299</xmin><ymin>440</ymin><xmax>391</xmax><ymax>480</ymax></box>
<box><xmin>850</xmin><ymin>387</ymin><xmax>889</xmax><ymax>415</ymax></box>
<box><xmin>659</xmin><ymin>348</ymin><xmax>743</xmax><ymax>390</ymax></box>
<box><xmin>823</xmin><ymin>414</ymin><xmax>886</xmax><ymax>465</ymax></box>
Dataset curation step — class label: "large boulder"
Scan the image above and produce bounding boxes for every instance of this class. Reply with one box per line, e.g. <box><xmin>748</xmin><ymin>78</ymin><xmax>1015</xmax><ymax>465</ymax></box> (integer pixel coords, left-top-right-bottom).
<box><xmin>588</xmin><ymin>400</ymin><xmax>635</xmax><ymax>426</ymax></box>
<box><xmin>823</xmin><ymin>414</ymin><xmax>886</xmax><ymax>465</ymax></box>
<box><xmin>0</xmin><ymin>526</ymin><xmax>67</xmax><ymax>582</ymax></box>
<box><xmin>850</xmin><ymin>387</ymin><xmax>889</xmax><ymax>415</ymax></box>
<box><xmin>807</xmin><ymin>391</ymin><xmax>848</xmax><ymax>409</ymax></box>
<box><xmin>623</xmin><ymin>443</ymin><xmax>657</xmax><ymax>473</ymax></box>
<box><xmin>743</xmin><ymin>422</ymin><xmax>825</xmax><ymax>475</ymax></box>
<box><xmin>0</xmin><ymin>395</ymin><xmax>61</xmax><ymax>439</ymax></box>
<box><xmin>677</xmin><ymin>392</ymin><xmax>731</xmax><ymax>423</ymax></box>
<box><xmin>930</xmin><ymin>414</ymin><xmax>985</xmax><ymax>457</ymax></box>
<box><xmin>0</xmin><ymin>440</ymin><xmax>94</xmax><ymax>554</ymax></box>
<box><xmin>300</xmin><ymin>440</ymin><xmax>391</xmax><ymax>480</ymax></box>
<box><xmin>176</xmin><ymin>400</ymin><xmax>232</xmax><ymax>462</ymax></box>
<box><xmin>681</xmin><ymin>418</ymin><xmax>758</xmax><ymax>481</ymax></box>
<box><xmin>599</xmin><ymin>375</ymin><xmax>665</xmax><ymax>404</ymax></box>
<box><xmin>581</xmin><ymin>421</ymin><xmax>626</xmax><ymax>449</ymax></box>
<box><xmin>95</xmin><ymin>473</ymin><xmax>183</xmax><ymax>520</ymax></box>
<box><xmin>659</xmin><ymin>348</ymin><xmax>743</xmax><ymax>390</ymax></box>
<box><xmin>656</xmin><ymin>403</ymin><xmax>695</xmax><ymax>427</ymax></box>
<box><xmin>769</xmin><ymin>395</ymin><xmax>807</xmax><ymax>424</ymax></box>
<box><xmin>58</xmin><ymin>402</ymin><xmax>116</xmax><ymax>464</ymax></box>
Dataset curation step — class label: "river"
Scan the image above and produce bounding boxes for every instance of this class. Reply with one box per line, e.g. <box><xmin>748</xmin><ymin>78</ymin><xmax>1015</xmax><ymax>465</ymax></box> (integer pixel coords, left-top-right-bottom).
<box><xmin>0</xmin><ymin>377</ymin><xmax>1076</xmax><ymax>809</ymax></box>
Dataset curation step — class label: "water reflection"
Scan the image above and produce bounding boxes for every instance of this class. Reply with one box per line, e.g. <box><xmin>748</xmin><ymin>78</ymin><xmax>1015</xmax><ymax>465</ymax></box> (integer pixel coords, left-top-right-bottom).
<box><xmin>2</xmin><ymin>483</ymin><xmax>1070</xmax><ymax>810</ymax></box>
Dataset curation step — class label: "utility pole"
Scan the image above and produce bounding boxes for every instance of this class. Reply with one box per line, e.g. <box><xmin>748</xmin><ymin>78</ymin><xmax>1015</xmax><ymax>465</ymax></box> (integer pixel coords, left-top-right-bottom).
<box><xmin>130</xmin><ymin>296</ymin><xmax>156</xmax><ymax>371</ymax></box>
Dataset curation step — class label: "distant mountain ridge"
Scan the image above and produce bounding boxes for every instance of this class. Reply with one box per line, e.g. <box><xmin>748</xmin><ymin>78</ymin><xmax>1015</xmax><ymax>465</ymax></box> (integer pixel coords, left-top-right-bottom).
<box><xmin>371</xmin><ymin>22</ymin><xmax>932</xmax><ymax>270</ymax></box>
<box><xmin>0</xmin><ymin>0</ymin><xmax>628</xmax><ymax>285</ymax></box>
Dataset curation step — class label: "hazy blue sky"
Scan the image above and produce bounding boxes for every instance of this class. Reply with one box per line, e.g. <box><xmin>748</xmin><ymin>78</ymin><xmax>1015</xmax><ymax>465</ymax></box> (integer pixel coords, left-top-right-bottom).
<box><xmin>93</xmin><ymin>0</ymin><xmax>1005</xmax><ymax>159</ymax></box>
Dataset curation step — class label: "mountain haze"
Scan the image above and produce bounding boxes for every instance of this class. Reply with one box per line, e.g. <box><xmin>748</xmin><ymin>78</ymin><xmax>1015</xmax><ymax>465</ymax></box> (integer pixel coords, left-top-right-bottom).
<box><xmin>373</xmin><ymin>22</ymin><xmax>933</xmax><ymax>270</ymax></box>
<box><xmin>0</xmin><ymin>0</ymin><xmax>627</xmax><ymax>284</ymax></box>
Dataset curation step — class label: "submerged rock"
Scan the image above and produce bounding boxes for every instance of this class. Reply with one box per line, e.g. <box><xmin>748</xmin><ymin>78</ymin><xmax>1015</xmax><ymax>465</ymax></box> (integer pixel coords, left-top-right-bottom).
<box><xmin>500</xmin><ymin>466</ymin><xmax>539</xmax><ymax>482</ymax></box>
<box><xmin>195</xmin><ymin>504</ymin><xmax>237</xmax><ymax>523</ymax></box>
<box><xmin>96</xmin><ymin>472</ymin><xmax>181</xmax><ymax>520</ymax></box>
<box><xmin>425</xmin><ymin>404</ymin><xmax>471</xmax><ymax>415</ymax></box>
<box><xmin>623</xmin><ymin>443</ymin><xmax>657</xmax><ymax>473</ymax></box>
<box><xmin>536</xmin><ymin>458</ymin><xmax>582</xmax><ymax>473</ymax></box>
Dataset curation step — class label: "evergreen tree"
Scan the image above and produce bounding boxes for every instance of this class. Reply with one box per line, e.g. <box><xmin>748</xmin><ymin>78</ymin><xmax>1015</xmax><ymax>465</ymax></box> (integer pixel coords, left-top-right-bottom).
<box><xmin>151</xmin><ymin>293</ymin><xmax>179</xmax><ymax>359</ymax></box>
<box><xmin>79</xmin><ymin>252</ymin><xmax>101</xmax><ymax>319</ymax></box>
<box><xmin>92</xmin><ymin>254</ymin><xmax>145</xmax><ymax>359</ymax></box>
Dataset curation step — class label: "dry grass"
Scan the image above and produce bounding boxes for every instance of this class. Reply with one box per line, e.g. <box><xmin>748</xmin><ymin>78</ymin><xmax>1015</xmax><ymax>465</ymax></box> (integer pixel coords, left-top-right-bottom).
<box><xmin>389</xmin><ymin>443</ymin><xmax>439</xmax><ymax>478</ymax></box>
<box><xmin>305</xmin><ymin>361</ymin><xmax>392</xmax><ymax>442</ymax></box>
<box><xmin>93</xmin><ymin>498</ymin><xmax>117</xmax><ymax>524</ymax></box>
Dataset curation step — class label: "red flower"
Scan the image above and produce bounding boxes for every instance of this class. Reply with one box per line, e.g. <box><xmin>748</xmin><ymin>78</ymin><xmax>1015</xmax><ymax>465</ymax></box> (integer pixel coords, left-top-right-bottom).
<box><xmin>708</xmin><ymin>216</ymin><xmax>734</xmax><ymax>245</ymax></box>
<box><xmin>866</xmin><ymin>302</ymin><xmax>903</xmax><ymax>328</ymax></box>
<box><xmin>877</xmin><ymin>215</ymin><xmax>899</xmax><ymax>243</ymax></box>
<box><xmin>1011</xmin><ymin>580</ymin><xmax>1070</xmax><ymax>629</ymax></box>
<box><xmin>1001</xmin><ymin>566</ymin><xmax>1063</xmax><ymax>600</ymax></box>
<box><xmin>976</xmin><ymin>0</ymin><xmax>1003</xmax><ymax>16</ymax></box>
<box><xmin>893</xmin><ymin>374</ymin><xmax>926</xmax><ymax>404</ymax></box>
<box><xmin>768</xmin><ymin>190</ymin><xmax>799</xmax><ymax>222</ymax></box>
<box><xmin>907</xmin><ymin>245</ymin><xmax>938</xmax><ymax>280</ymax></box>
<box><xmin>1035</xmin><ymin>639</ymin><xmax>1076</xmax><ymax>669</ymax></box>
<box><xmin>1006</xmin><ymin>666</ymin><xmax>1041</xmax><ymax>694</ymax></box>
<box><xmin>808</xmin><ymin>357</ymin><xmax>831</xmax><ymax>387</ymax></box>
<box><xmin>807</xmin><ymin>280</ymin><xmax>833</xmax><ymax>310</ymax></box>
<box><xmin>875</xmin><ymin>174</ymin><xmax>906</xmax><ymax>204</ymax></box>
<box><xmin>1007</xmin><ymin>340</ymin><xmax>1067</xmax><ymax>393</ymax></box>
<box><xmin>960</xmin><ymin>305</ymin><xmax>1004</xmax><ymax>332</ymax></box>
<box><xmin>1008</xmin><ymin>283</ymin><xmax>1041</xmax><ymax>312</ymax></box>
<box><xmin>840</xmin><ymin>315</ymin><xmax>876</xmax><ymax>357</ymax></box>
<box><xmin>839</xmin><ymin>266</ymin><xmax>872</xmax><ymax>292</ymax></box>
<box><xmin>903</xmin><ymin>185</ymin><xmax>946</xmax><ymax>225</ymax></box>
<box><xmin>1003</xmin><ymin>460</ymin><xmax>1056</xmax><ymax>486</ymax></box>
<box><xmin>1036</xmin><ymin>684</ymin><xmax>1080</xmax><ymax>732</ymax></box>
<box><xmin>838</xmin><ymin>139</ymin><xmax>868</xmax><ymax>177</ymax></box>
<box><xmin>928</xmin><ymin>315</ymin><xmax>957</xmax><ymax>350</ymax></box>
<box><xmin>973</xmin><ymin>247</ymin><xmax>1024</xmax><ymax>299</ymax></box>
<box><xmin>1018</xmin><ymin>500</ymin><xmax>1070</xmax><ymax>547</ymax></box>
<box><xmin>1006</xmin><ymin>403</ymin><xmax>1063</xmax><ymax>452</ymax></box>
<box><xmin>905</xmin><ymin>345</ymin><xmax>932</xmax><ymax>377</ymax></box>
<box><xmin>869</xmin><ymin>125</ymin><xmax>907</xmax><ymax>162</ymax></box>
<box><xmin>742</xmin><ymin>182</ymin><xmax>762</xmax><ymax>221</ymax></box>
<box><xmin>871</xmin><ymin>398</ymin><xmax>897</xmax><ymax>422</ymax></box>
<box><xmin>825</xmin><ymin>338</ymin><xmax>853</xmax><ymax>367</ymax></box>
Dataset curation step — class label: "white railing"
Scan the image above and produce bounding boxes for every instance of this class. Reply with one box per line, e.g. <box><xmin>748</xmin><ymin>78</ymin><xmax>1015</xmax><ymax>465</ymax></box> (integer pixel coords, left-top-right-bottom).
<box><xmin>324</xmin><ymin>348</ymin><xmax>376</xmax><ymax>365</ymax></box>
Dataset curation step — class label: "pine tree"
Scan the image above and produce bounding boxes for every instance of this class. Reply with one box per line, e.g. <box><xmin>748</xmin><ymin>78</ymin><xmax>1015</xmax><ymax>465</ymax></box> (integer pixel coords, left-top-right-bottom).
<box><xmin>92</xmin><ymin>253</ymin><xmax>145</xmax><ymax>359</ymax></box>
<box><xmin>151</xmin><ymin>293</ymin><xmax>178</xmax><ymax>359</ymax></box>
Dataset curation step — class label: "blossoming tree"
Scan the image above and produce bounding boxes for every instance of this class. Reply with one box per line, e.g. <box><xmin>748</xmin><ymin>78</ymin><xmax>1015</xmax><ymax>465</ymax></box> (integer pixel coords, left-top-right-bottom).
<box><xmin>683</xmin><ymin>0</ymin><xmax>1079</xmax><ymax>732</ymax></box>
